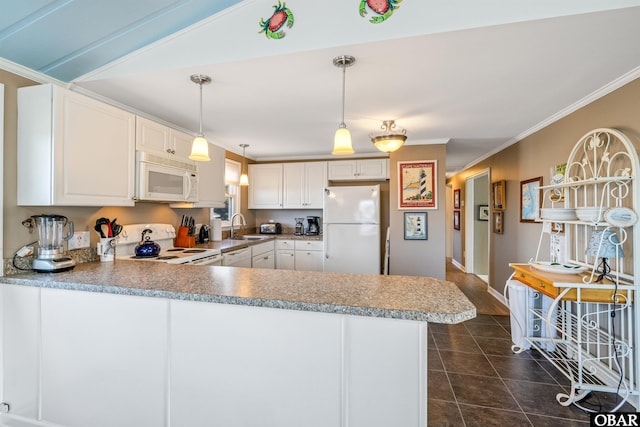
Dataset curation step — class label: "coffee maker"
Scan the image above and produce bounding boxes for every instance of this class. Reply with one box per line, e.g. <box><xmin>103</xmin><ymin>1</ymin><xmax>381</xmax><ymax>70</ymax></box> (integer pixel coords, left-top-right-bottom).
<box><xmin>294</xmin><ymin>218</ymin><xmax>305</xmax><ymax>236</ymax></box>
<box><xmin>31</xmin><ymin>214</ymin><xmax>76</xmax><ymax>272</ymax></box>
<box><xmin>306</xmin><ymin>216</ymin><xmax>321</xmax><ymax>235</ymax></box>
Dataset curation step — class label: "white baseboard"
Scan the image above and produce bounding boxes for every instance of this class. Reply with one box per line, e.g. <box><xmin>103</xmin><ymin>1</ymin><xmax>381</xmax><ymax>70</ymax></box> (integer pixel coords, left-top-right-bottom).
<box><xmin>487</xmin><ymin>285</ymin><xmax>508</xmax><ymax>308</ymax></box>
<box><xmin>451</xmin><ymin>258</ymin><xmax>465</xmax><ymax>272</ymax></box>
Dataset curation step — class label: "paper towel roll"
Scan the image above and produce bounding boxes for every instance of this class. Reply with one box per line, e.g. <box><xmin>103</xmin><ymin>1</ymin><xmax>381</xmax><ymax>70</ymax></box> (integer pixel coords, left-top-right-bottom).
<box><xmin>211</xmin><ymin>218</ymin><xmax>222</xmax><ymax>241</ymax></box>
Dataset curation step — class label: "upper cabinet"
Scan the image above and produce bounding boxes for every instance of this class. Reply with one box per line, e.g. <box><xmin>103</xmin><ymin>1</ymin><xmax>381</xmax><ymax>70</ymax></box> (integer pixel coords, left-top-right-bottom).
<box><xmin>170</xmin><ymin>144</ymin><xmax>225</xmax><ymax>209</ymax></box>
<box><xmin>135</xmin><ymin>116</ymin><xmax>194</xmax><ymax>164</ymax></box>
<box><xmin>248</xmin><ymin>163</ymin><xmax>283</xmax><ymax>209</ymax></box>
<box><xmin>283</xmin><ymin>162</ymin><xmax>327</xmax><ymax>209</ymax></box>
<box><xmin>249</xmin><ymin>162</ymin><xmax>327</xmax><ymax>209</ymax></box>
<box><xmin>327</xmin><ymin>159</ymin><xmax>389</xmax><ymax>181</ymax></box>
<box><xmin>17</xmin><ymin>84</ymin><xmax>136</xmax><ymax>206</ymax></box>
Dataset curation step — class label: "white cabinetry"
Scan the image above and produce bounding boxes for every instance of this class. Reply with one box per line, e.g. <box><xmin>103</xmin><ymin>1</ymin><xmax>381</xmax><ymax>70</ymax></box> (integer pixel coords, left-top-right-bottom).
<box><xmin>328</xmin><ymin>159</ymin><xmax>388</xmax><ymax>181</ymax></box>
<box><xmin>17</xmin><ymin>84</ymin><xmax>136</xmax><ymax>206</ymax></box>
<box><xmin>251</xmin><ymin>240</ymin><xmax>275</xmax><ymax>269</ymax></box>
<box><xmin>283</xmin><ymin>162</ymin><xmax>327</xmax><ymax>208</ymax></box>
<box><xmin>248</xmin><ymin>163</ymin><xmax>283</xmax><ymax>209</ymax></box>
<box><xmin>135</xmin><ymin>116</ymin><xmax>194</xmax><ymax>163</ymax></box>
<box><xmin>249</xmin><ymin>162</ymin><xmax>327</xmax><ymax>209</ymax></box>
<box><xmin>508</xmin><ymin>128</ymin><xmax>640</xmax><ymax>411</ymax></box>
<box><xmin>171</xmin><ymin>143</ymin><xmax>225</xmax><ymax>208</ymax></box>
<box><xmin>295</xmin><ymin>240</ymin><xmax>324</xmax><ymax>272</ymax></box>
<box><xmin>223</xmin><ymin>247</ymin><xmax>252</xmax><ymax>267</ymax></box>
<box><xmin>276</xmin><ymin>239</ymin><xmax>295</xmax><ymax>270</ymax></box>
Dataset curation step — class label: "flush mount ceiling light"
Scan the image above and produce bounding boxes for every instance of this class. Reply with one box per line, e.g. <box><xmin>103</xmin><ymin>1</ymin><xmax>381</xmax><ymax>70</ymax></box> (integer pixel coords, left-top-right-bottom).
<box><xmin>370</xmin><ymin>120</ymin><xmax>407</xmax><ymax>153</ymax></box>
<box><xmin>239</xmin><ymin>144</ymin><xmax>249</xmax><ymax>186</ymax></box>
<box><xmin>189</xmin><ymin>74</ymin><xmax>211</xmax><ymax>162</ymax></box>
<box><xmin>332</xmin><ymin>55</ymin><xmax>356</xmax><ymax>155</ymax></box>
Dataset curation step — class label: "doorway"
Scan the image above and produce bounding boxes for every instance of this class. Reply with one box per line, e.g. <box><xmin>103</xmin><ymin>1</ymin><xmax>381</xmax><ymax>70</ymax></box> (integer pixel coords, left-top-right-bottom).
<box><xmin>465</xmin><ymin>169</ymin><xmax>490</xmax><ymax>283</ymax></box>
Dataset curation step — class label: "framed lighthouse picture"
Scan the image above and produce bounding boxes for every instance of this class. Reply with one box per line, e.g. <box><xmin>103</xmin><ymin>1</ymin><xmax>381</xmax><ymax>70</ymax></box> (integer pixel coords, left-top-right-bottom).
<box><xmin>398</xmin><ymin>160</ymin><xmax>438</xmax><ymax>210</ymax></box>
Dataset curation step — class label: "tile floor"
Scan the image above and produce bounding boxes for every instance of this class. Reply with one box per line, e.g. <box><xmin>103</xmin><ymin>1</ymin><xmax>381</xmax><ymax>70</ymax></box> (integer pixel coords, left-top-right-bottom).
<box><xmin>431</xmin><ymin>265</ymin><xmax>637</xmax><ymax>426</ymax></box>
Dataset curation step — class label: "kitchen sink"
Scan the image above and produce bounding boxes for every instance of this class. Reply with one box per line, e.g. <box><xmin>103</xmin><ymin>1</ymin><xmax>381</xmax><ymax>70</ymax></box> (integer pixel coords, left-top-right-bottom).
<box><xmin>232</xmin><ymin>235</ymin><xmax>270</xmax><ymax>241</ymax></box>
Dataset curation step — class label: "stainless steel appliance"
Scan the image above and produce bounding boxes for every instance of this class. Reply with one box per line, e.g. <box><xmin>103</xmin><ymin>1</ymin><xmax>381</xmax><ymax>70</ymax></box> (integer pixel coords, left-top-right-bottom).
<box><xmin>306</xmin><ymin>216</ymin><xmax>321</xmax><ymax>235</ymax></box>
<box><xmin>294</xmin><ymin>218</ymin><xmax>304</xmax><ymax>236</ymax></box>
<box><xmin>31</xmin><ymin>214</ymin><xmax>76</xmax><ymax>272</ymax></box>
<box><xmin>260</xmin><ymin>222</ymin><xmax>282</xmax><ymax>234</ymax></box>
<box><xmin>116</xmin><ymin>224</ymin><xmax>222</xmax><ymax>266</ymax></box>
<box><xmin>135</xmin><ymin>151</ymin><xmax>198</xmax><ymax>202</ymax></box>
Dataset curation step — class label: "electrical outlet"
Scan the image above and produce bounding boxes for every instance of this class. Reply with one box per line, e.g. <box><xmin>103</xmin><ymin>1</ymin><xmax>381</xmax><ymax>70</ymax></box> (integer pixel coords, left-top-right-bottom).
<box><xmin>68</xmin><ymin>231</ymin><xmax>91</xmax><ymax>250</ymax></box>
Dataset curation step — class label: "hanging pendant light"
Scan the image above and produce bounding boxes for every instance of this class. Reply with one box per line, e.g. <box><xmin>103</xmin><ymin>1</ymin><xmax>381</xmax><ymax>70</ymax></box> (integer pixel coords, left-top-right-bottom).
<box><xmin>189</xmin><ymin>74</ymin><xmax>211</xmax><ymax>162</ymax></box>
<box><xmin>239</xmin><ymin>144</ymin><xmax>249</xmax><ymax>186</ymax></box>
<box><xmin>370</xmin><ymin>120</ymin><xmax>407</xmax><ymax>153</ymax></box>
<box><xmin>332</xmin><ymin>55</ymin><xmax>356</xmax><ymax>155</ymax></box>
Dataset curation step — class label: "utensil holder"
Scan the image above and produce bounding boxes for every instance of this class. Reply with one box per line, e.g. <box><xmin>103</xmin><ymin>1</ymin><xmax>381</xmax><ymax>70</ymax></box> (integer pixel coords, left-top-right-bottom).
<box><xmin>97</xmin><ymin>238</ymin><xmax>115</xmax><ymax>262</ymax></box>
<box><xmin>174</xmin><ymin>226</ymin><xmax>195</xmax><ymax>248</ymax></box>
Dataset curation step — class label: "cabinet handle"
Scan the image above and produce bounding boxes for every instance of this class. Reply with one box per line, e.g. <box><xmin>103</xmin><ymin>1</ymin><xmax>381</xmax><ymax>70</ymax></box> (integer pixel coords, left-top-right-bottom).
<box><xmin>166</xmin><ymin>148</ymin><xmax>172</xmax><ymax>153</ymax></box>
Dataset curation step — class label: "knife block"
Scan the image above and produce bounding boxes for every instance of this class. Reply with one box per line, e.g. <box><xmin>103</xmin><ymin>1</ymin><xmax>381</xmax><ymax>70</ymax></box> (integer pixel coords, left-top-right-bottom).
<box><xmin>174</xmin><ymin>226</ymin><xmax>195</xmax><ymax>248</ymax></box>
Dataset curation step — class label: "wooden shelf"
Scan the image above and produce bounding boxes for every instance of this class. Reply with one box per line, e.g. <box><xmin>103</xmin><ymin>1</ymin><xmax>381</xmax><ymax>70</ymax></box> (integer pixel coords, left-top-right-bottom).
<box><xmin>509</xmin><ymin>263</ymin><xmax>633</xmax><ymax>303</ymax></box>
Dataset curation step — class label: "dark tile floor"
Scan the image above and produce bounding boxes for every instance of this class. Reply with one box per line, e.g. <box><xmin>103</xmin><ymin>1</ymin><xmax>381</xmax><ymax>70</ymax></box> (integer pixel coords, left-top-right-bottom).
<box><xmin>428</xmin><ymin>271</ymin><xmax>637</xmax><ymax>426</ymax></box>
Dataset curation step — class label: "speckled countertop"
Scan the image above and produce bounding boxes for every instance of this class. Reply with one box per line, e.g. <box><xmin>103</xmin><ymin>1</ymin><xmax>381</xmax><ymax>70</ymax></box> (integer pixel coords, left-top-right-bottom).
<box><xmin>0</xmin><ymin>260</ymin><xmax>476</xmax><ymax>324</ymax></box>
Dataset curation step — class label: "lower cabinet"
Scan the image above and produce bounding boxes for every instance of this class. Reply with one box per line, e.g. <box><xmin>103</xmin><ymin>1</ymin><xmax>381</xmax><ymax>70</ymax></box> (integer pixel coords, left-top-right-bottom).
<box><xmin>276</xmin><ymin>239</ymin><xmax>295</xmax><ymax>270</ymax></box>
<box><xmin>295</xmin><ymin>240</ymin><xmax>324</xmax><ymax>272</ymax></box>
<box><xmin>252</xmin><ymin>241</ymin><xmax>275</xmax><ymax>269</ymax></box>
<box><xmin>223</xmin><ymin>247</ymin><xmax>252</xmax><ymax>267</ymax></box>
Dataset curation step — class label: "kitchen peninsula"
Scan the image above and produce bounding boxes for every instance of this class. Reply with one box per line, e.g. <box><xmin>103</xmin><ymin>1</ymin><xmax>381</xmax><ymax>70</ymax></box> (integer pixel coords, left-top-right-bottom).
<box><xmin>0</xmin><ymin>262</ymin><xmax>475</xmax><ymax>427</ymax></box>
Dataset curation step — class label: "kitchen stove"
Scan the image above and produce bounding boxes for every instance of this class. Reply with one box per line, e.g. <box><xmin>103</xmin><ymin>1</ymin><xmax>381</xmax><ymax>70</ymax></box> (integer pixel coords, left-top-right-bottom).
<box><xmin>116</xmin><ymin>224</ymin><xmax>222</xmax><ymax>266</ymax></box>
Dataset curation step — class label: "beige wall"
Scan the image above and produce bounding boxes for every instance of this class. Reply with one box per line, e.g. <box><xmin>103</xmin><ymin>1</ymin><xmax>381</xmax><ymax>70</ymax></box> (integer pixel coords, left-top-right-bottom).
<box><xmin>390</xmin><ymin>144</ymin><xmax>447</xmax><ymax>279</ymax></box>
<box><xmin>449</xmin><ymin>77</ymin><xmax>640</xmax><ymax>295</ymax></box>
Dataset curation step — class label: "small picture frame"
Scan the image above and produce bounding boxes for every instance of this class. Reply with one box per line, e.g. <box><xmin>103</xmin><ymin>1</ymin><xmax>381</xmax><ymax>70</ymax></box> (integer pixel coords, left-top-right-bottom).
<box><xmin>453</xmin><ymin>189</ymin><xmax>461</xmax><ymax>209</ymax></box>
<box><xmin>453</xmin><ymin>211</ymin><xmax>460</xmax><ymax>230</ymax></box>
<box><xmin>551</xmin><ymin>222</ymin><xmax>565</xmax><ymax>233</ymax></box>
<box><xmin>404</xmin><ymin>212</ymin><xmax>428</xmax><ymax>240</ymax></box>
<box><xmin>492</xmin><ymin>180</ymin><xmax>505</xmax><ymax>210</ymax></box>
<box><xmin>492</xmin><ymin>211</ymin><xmax>504</xmax><ymax>234</ymax></box>
<box><xmin>478</xmin><ymin>205</ymin><xmax>489</xmax><ymax>221</ymax></box>
<box><xmin>520</xmin><ymin>177</ymin><xmax>543</xmax><ymax>223</ymax></box>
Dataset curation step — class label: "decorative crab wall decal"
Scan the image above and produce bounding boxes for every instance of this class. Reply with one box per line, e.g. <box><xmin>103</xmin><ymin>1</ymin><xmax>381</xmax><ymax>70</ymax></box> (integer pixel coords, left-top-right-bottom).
<box><xmin>359</xmin><ymin>0</ymin><xmax>402</xmax><ymax>24</ymax></box>
<box><xmin>259</xmin><ymin>1</ymin><xmax>294</xmax><ymax>39</ymax></box>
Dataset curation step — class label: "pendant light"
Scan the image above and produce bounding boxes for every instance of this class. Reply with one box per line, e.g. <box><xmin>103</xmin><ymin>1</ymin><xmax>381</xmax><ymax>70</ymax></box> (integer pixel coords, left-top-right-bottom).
<box><xmin>189</xmin><ymin>74</ymin><xmax>211</xmax><ymax>162</ymax></box>
<box><xmin>370</xmin><ymin>120</ymin><xmax>407</xmax><ymax>153</ymax></box>
<box><xmin>239</xmin><ymin>144</ymin><xmax>249</xmax><ymax>186</ymax></box>
<box><xmin>332</xmin><ymin>55</ymin><xmax>356</xmax><ymax>155</ymax></box>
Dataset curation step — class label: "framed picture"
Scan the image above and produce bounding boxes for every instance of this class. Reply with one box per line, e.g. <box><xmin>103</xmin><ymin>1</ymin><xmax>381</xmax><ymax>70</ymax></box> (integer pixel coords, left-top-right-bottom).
<box><xmin>492</xmin><ymin>180</ymin><xmax>505</xmax><ymax>210</ymax></box>
<box><xmin>478</xmin><ymin>205</ymin><xmax>489</xmax><ymax>221</ymax></box>
<box><xmin>398</xmin><ymin>160</ymin><xmax>437</xmax><ymax>210</ymax></box>
<box><xmin>520</xmin><ymin>177</ymin><xmax>543</xmax><ymax>223</ymax></box>
<box><xmin>492</xmin><ymin>211</ymin><xmax>503</xmax><ymax>234</ymax></box>
<box><xmin>551</xmin><ymin>222</ymin><xmax>565</xmax><ymax>233</ymax></box>
<box><xmin>453</xmin><ymin>210</ymin><xmax>460</xmax><ymax>230</ymax></box>
<box><xmin>404</xmin><ymin>212</ymin><xmax>428</xmax><ymax>240</ymax></box>
<box><xmin>453</xmin><ymin>189</ymin><xmax>461</xmax><ymax>209</ymax></box>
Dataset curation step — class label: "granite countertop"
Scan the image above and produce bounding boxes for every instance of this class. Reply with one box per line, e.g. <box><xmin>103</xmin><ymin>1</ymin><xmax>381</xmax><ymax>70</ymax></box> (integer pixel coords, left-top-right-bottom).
<box><xmin>206</xmin><ymin>233</ymin><xmax>322</xmax><ymax>253</ymax></box>
<box><xmin>0</xmin><ymin>261</ymin><xmax>475</xmax><ymax>324</ymax></box>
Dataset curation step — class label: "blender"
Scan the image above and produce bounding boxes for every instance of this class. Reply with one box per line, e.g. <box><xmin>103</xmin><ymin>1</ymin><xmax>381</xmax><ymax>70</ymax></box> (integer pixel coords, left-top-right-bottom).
<box><xmin>31</xmin><ymin>214</ymin><xmax>76</xmax><ymax>272</ymax></box>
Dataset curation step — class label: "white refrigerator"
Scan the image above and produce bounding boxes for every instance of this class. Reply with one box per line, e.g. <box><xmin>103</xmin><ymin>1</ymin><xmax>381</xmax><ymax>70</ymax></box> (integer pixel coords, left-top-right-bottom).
<box><xmin>323</xmin><ymin>185</ymin><xmax>381</xmax><ymax>274</ymax></box>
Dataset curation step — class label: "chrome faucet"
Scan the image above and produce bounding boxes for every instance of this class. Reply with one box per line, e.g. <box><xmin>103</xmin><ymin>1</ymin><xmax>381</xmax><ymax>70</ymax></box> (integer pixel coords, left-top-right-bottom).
<box><xmin>230</xmin><ymin>213</ymin><xmax>246</xmax><ymax>239</ymax></box>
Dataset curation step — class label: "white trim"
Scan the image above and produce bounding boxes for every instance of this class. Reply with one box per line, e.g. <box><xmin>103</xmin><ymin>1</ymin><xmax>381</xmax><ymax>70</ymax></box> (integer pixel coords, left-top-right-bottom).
<box><xmin>487</xmin><ymin>285</ymin><xmax>508</xmax><ymax>308</ymax></box>
<box><xmin>451</xmin><ymin>258</ymin><xmax>465</xmax><ymax>272</ymax></box>
<box><xmin>0</xmin><ymin>58</ymin><xmax>68</xmax><ymax>87</ymax></box>
<box><xmin>453</xmin><ymin>64</ymin><xmax>640</xmax><ymax>175</ymax></box>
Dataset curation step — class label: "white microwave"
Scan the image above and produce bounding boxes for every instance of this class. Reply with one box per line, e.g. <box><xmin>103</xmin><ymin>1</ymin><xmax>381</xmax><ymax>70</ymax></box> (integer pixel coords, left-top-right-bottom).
<box><xmin>135</xmin><ymin>152</ymin><xmax>198</xmax><ymax>202</ymax></box>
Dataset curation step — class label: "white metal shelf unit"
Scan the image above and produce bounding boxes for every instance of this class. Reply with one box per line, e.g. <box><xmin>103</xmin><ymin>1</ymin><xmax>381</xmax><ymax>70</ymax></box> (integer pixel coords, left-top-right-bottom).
<box><xmin>511</xmin><ymin>128</ymin><xmax>640</xmax><ymax>412</ymax></box>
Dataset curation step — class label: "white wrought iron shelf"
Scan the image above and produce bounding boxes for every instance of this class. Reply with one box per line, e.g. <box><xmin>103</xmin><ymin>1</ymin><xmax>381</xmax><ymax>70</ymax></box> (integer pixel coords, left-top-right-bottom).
<box><xmin>540</xmin><ymin>175</ymin><xmax>634</xmax><ymax>190</ymax></box>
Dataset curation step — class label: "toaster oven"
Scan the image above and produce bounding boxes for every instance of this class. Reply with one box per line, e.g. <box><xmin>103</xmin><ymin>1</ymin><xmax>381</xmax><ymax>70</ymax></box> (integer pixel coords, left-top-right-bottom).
<box><xmin>260</xmin><ymin>222</ymin><xmax>282</xmax><ymax>234</ymax></box>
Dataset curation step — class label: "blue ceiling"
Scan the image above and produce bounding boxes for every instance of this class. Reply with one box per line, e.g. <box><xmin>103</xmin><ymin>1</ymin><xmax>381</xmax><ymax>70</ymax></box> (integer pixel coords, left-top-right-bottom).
<box><xmin>0</xmin><ymin>0</ymin><xmax>243</xmax><ymax>81</ymax></box>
